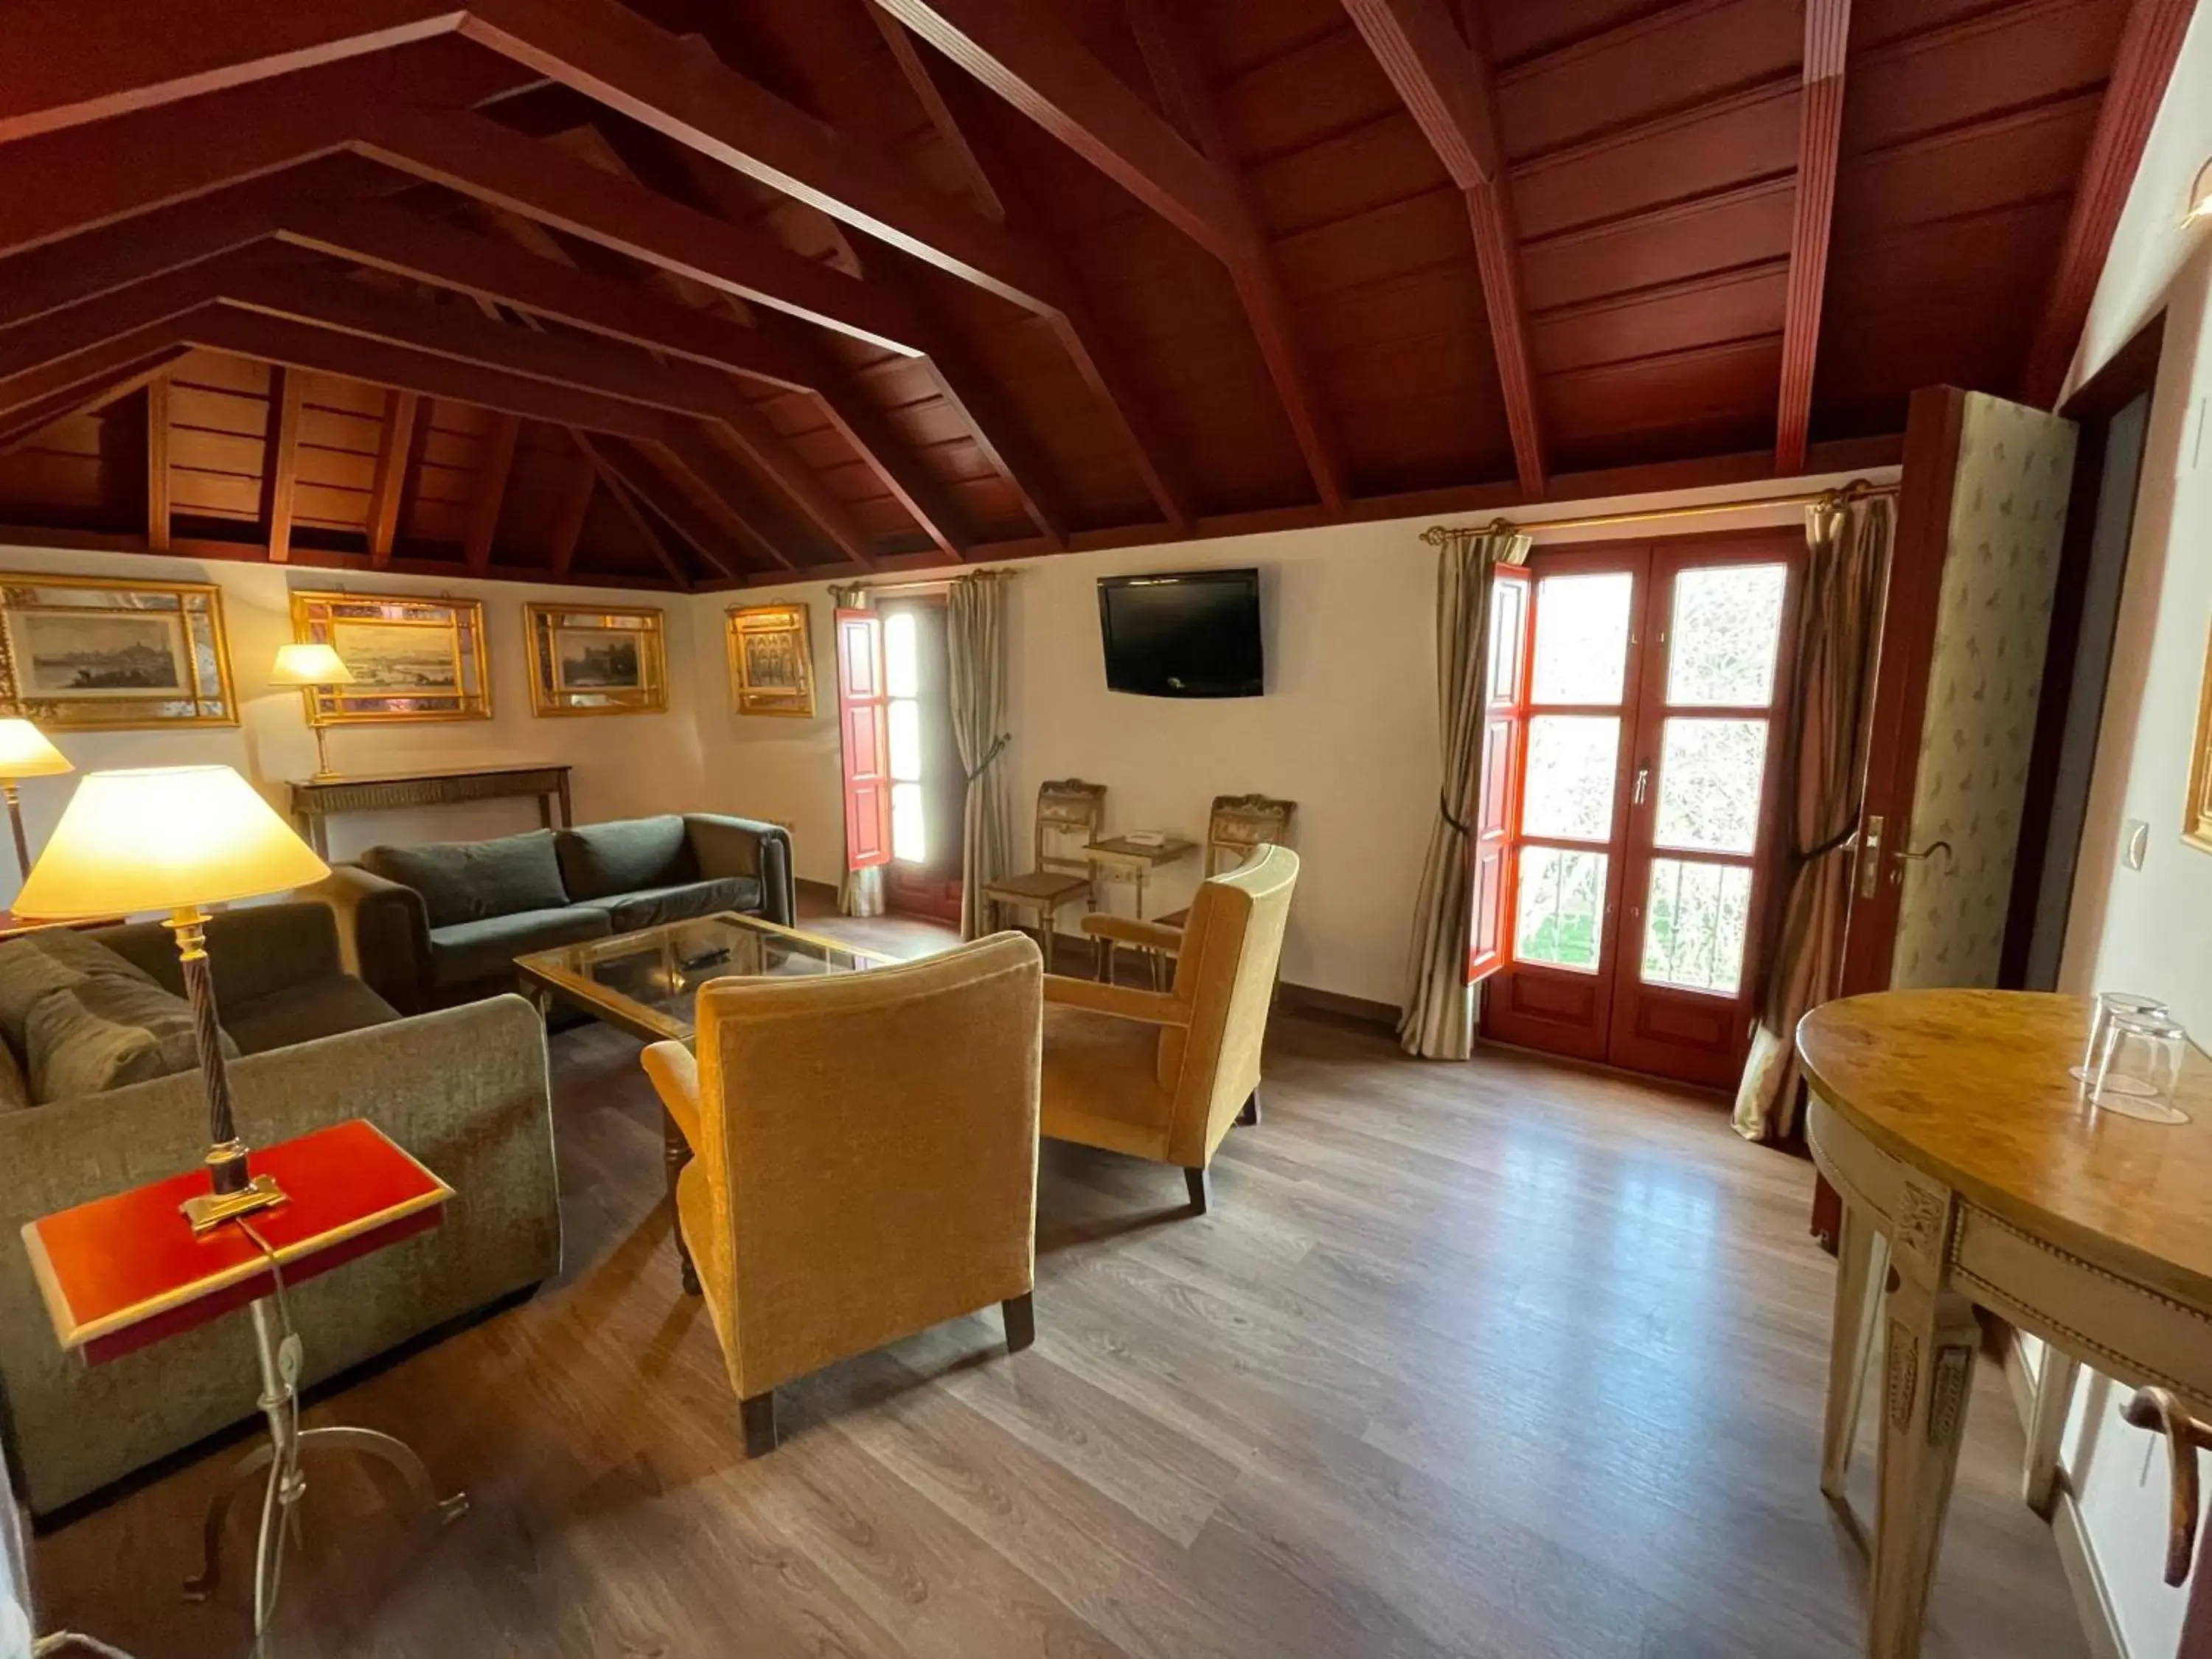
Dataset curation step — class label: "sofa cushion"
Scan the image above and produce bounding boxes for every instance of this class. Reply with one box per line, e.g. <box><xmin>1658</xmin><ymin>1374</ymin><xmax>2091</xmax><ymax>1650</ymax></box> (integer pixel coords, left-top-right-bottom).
<box><xmin>0</xmin><ymin>1042</ymin><xmax>30</xmax><ymax>1113</ymax></box>
<box><xmin>24</xmin><ymin>974</ymin><xmax>237</xmax><ymax>1104</ymax></box>
<box><xmin>364</xmin><ymin>830</ymin><xmax>567</xmax><ymax>929</ymax></box>
<box><xmin>555</xmin><ymin>815</ymin><xmax>697</xmax><ymax>903</ymax></box>
<box><xmin>599</xmin><ymin>876</ymin><xmax>763</xmax><ymax>933</ymax></box>
<box><xmin>0</xmin><ymin>928</ymin><xmax>157</xmax><ymax>1049</ymax></box>
<box><xmin>222</xmin><ymin>974</ymin><xmax>400</xmax><ymax>1057</ymax></box>
<box><xmin>428</xmin><ymin>906</ymin><xmax>612</xmax><ymax>990</ymax></box>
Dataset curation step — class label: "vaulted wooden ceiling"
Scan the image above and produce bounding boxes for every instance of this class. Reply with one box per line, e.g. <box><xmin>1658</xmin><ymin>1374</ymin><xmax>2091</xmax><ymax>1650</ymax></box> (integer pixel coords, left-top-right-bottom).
<box><xmin>0</xmin><ymin>0</ymin><xmax>2191</xmax><ymax>590</ymax></box>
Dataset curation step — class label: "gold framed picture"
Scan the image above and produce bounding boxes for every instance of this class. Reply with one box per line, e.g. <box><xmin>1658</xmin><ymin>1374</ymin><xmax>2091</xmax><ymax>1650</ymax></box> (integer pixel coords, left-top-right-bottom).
<box><xmin>525</xmin><ymin>602</ymin><xmax>667</xmax><ymax>717</ymax></box>
<box><xmin>2188</xmin><ymin>617</ymin><xmax>2212</xmax><ymax>852</ymax></box>
<box><xmin>727</xmin><ymin>602</ymin><xmax>815</xmax><ymax>717</ymax></box>
<box><xmin>290</xmin><ymin>590</ymin><xmax>490</xmax><ymax>724</ymax></box>
<box><xmin>0</xmin><ymin>571</ymin><xmax>236</xmax><ymax>729</ymax></box>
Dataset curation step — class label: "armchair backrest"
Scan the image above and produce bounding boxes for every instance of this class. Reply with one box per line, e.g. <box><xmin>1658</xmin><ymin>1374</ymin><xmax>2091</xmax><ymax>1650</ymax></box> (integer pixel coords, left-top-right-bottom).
<box><xmin>688</xmin><ymin>931</ymin><xmax>1043</xmax><ymax>1398</ymax></box>
<box><xmin>1158</xmin><ymin>844</ymin><xmax>1299</xmax><ymax>1167</ymax></box>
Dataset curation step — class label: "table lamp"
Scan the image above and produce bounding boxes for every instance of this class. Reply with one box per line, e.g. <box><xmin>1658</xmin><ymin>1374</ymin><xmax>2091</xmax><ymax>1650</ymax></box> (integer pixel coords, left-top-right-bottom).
<box><xmin>14</xmin><ymin>766</ymin><xmax>330</xmax><ymax>1228</ymax></box>
<box><xmin>0</xmin><ymin>718</ymin><xmax>72</xmax><ymax>884</ymax></box>
<box><xmin>268</xmin><ymin>641</ymin><xmax>355</xmax><ymax>782</ymax></box>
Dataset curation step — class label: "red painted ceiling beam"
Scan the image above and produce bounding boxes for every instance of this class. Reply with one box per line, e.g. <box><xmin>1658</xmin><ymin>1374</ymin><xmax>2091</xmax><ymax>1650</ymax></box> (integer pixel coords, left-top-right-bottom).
<box><xmin>1340</xmin><ymin>0</ymin><xmax>1545</xmax><ymax>495</ymax></box>
<box><xmin>1775</xmin><ymin>0</ymin><xmax>1852</xmax><ymax>474</ymax></box>
<box><xmin>2021</xmin><ymin>0</ymin><xmax>2197</xmax><ymax>406</ymax></box>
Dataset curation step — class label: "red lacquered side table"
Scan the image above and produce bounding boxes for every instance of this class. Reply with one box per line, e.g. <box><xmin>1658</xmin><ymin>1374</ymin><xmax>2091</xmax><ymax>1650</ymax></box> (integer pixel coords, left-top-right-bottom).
<box><xmin>20</xmin><ymin>1119</ymin><xmax>467</xmax><ymax>1638</ymax></box>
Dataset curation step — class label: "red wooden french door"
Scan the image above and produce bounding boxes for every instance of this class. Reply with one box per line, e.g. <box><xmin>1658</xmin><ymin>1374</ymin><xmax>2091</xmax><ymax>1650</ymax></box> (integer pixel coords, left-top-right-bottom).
<box><xmin>1477</xmin><ymin>532</ymin><xmax>1800</xmax><ymax>1091</ymax></box>
<box><xmin>835</xmin><ymin>608</ymin><xmax>893</xmax><ymax>875</ymax></box>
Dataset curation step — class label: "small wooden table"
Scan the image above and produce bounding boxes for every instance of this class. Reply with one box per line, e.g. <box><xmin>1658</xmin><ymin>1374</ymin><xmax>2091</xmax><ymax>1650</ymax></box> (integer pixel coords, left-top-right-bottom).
<box><xmin>288</xmin><ymin>762</ymin><xmax>573</xmax><ymax>858</ymax></box>
<box><xmin>512</xmin><ymin>911</ymin><xmax>893</xmax><ymax>1291</ymax></box>
<box><xmin>1085</xmin><ymin>833</ymin><xmax>1196</xmax><ymax>921</ymax></box>
<box><xmin>1800</xmin><ymin>990</ymin><xmax>2212</xmax><ymax>1659</ymax></box>
<box><xmin>21</xmin><ymin>1120</ymin><xmax>464</xmax><ymax>1637</ymax></box>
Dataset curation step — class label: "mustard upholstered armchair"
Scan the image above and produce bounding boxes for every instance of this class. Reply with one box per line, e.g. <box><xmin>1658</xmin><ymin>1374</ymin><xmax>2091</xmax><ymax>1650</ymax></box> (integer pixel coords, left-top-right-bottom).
<box><xmin>1040</xmin><ymin>844</ymin><xmax>1298</xmax><ymax>1213</ymax></box>
<box><xmin>641</xmin><ymin>932</ymin><xmax>1043</xmax><ymax>1455</ymax></box>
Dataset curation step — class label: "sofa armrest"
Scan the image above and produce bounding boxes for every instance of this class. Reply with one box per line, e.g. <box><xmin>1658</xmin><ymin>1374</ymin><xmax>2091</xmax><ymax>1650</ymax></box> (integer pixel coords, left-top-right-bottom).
<box><xmin>684</xmin><ymin>814</ymin><xmax>795</xmax><ymax>927</ymax></box>
<box><xmin>88</xmin><ymin>901</ymin><xmax>347</xmax><ymax>1006</ymax></box>
<box><xmin>1042</xmin><ymin>973</ymin><xmax>1190</xmax><ymax>1027</ymax></box>
<box><xmin>302</xmin><ymin>864</ymin><xmax>430</xmax><ymax>1015</ymax></box>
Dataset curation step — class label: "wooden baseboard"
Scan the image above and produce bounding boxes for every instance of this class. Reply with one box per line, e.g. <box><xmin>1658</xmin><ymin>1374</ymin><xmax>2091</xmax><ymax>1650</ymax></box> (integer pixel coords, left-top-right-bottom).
<box><xmin>1276</xmin><ymin>981</ymin><xmax>1399</xmax><ymax>1029</ymax></box>
<box><xmin>2002</xmin><ymin>1335</ymin><xmax>2130</xmax><ymax>1659</ymax></box>
<box><xmin>796</xmin><ymin>876</ymin><xmax>841</xmax><ymax>905</ymax></box>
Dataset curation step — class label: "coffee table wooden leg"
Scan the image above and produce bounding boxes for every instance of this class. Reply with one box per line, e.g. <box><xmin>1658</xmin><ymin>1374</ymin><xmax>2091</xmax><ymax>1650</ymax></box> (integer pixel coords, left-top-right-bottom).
<box><xmin>664</xmin><ymin>1106</ymin><xmax>698</xmax><ymax>1296</ymax></box>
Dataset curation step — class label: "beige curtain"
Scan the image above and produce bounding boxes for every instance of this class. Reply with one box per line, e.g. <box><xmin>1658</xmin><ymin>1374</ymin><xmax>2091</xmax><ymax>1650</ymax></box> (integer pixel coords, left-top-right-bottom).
<box><xmin>949</xmin><ymin>571</ymin><xmax>1014</xmax><ymax>940</ymax></box>
<box><xmin>1398</xmin><ymin>524</ymin><xmax>1531</xmax><ymax>1059</ymax></box>
<box><xmin>828</xmin><ymin>582</ymin><xmax>885</xmax><ymax>919</ymax></box>
<box><xmin>1732</xmin><ymin>492</ymin><xmax>1895</xmax><ymax>1140</ymax></box>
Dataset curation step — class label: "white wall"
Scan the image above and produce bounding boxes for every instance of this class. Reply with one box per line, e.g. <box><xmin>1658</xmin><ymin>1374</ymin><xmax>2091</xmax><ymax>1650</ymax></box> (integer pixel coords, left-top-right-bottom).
<box><xmin>2045</xmin><ymin>11</ymin><xmax>2212</xmax><ymax>1656</ymax></box>
<box><xmin>0</xmin><ymin>548</ymin><xmax>712</xmax><ymax>905</ymax></box>
<box><xmin>710</xmin><ymin>466</ymin><xmax>1891</xmax><ymax>1006</ymax></box>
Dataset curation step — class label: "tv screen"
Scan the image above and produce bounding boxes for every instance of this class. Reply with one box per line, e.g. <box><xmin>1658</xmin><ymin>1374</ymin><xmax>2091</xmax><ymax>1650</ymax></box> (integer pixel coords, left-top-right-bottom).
<box><xmin>1098</xmin><ymin>569</ymin><xmax>1264</xmax><ymax>698</ymax></box>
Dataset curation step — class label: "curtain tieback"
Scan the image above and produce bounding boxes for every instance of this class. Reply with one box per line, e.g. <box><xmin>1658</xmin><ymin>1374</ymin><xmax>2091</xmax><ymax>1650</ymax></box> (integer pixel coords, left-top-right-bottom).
<box><xmin>1439</xmin><ymin>793</ymin><xmax>1470</xmax><ymax>836</ymax></box>
<box><xmin>964</xmin><ymin>733</ymin><xmax>1010</xmax><ymax>784</ymax></box>
<box><xmin>1791</xmin><ymin>816</ymin><xmax>1861</xmax><ymax>869</ymax></box>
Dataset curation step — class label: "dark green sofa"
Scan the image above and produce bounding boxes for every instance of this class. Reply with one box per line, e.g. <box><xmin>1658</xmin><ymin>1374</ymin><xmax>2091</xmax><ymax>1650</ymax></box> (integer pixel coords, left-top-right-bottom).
<box><xmin>306</xmin><ymin>813</ymin><xmax>796</xmax><ymax>1015</ymax></box>
<box><xmin>0</xmin><ymin>905</ymin><xmax>559</xmax><ymax>1515</ymax></box>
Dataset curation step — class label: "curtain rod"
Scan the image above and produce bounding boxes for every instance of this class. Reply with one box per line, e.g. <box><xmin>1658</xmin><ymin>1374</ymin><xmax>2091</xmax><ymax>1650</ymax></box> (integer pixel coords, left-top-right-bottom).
<box><xmin>835</xmin><ymin>568</ymin><xmax>1018</xmax><ymax>598</ymax></box>
<box><xmin>1420</xmin><ymin>478</ymin><xmax>1897</xmax><ymax>545</ymax></box>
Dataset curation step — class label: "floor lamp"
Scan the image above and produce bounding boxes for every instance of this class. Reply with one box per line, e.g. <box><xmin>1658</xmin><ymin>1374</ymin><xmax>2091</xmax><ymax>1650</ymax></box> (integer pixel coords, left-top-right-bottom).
<box><xmin>268</xmin><ymin>642</ymin><xmax>355</xmax><ymax>783</ymax></box>
<box><xmin>15</xmin><ymin>765</ymin><xmax>330</xmax><ymax>1226</ymax></box>
<box><xmin>0</xmin><ymin>719</ymin><xmax>72</xmax><ymax>889</ymax></box>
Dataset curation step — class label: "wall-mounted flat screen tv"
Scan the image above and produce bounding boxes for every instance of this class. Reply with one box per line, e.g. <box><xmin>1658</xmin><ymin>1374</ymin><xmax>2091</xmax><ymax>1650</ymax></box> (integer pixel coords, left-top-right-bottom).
<box><xmin>1097</xmin><ymin>568</ymin><xmax>1264</xmax><ymax>698</ymax></box>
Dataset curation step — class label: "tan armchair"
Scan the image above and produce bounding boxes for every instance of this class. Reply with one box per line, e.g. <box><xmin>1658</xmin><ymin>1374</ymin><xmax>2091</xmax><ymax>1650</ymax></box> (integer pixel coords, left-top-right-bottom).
<box><xmin>641</xmin><ymin>933</ymin><xmax>1043</xmax><ymax>1455</ymax></box>
<box><xmin>1041</xmin><ymin>845</ymin><xmax>1298</xmax><ymax>1213</ymax></box>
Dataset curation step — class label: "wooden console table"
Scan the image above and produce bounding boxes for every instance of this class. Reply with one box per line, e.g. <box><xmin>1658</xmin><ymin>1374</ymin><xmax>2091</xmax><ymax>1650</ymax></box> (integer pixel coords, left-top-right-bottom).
<box><xmin>1801</xmin><ymin>989</ymin><xmax>2212</xmax><ymax>1659</ymax></box>
<box><xmin>288</xmin><ymin>762</ymin><xmax>572</xmax><ymax>858</ymax></box>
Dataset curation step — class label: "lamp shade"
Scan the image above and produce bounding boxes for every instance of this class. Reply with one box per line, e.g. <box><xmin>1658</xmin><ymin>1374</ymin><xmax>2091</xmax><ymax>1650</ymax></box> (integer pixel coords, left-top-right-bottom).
<box><xmin>15</xmin><ymin>765</ymin><xmax>329</xmax><ymax>918</ymax></box>
<box><xmin>0</xmin><ymin>719</ymin><xmax>71</xmax><ymax>780</ymax></box>
<box><xmin>268</xmin><ymin>641</ymin><xmax>355</xmax><ymax>687</ymax></box>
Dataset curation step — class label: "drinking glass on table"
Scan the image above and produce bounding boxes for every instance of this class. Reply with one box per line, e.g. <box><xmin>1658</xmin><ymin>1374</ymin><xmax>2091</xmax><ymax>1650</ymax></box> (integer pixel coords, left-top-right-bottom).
<box><xmin>2087</xmin><ymin>1009</ymin><xmax>2191</xmax><ymax>1124</ymax></box>
<box><xmin>2073</xmin><ymin>990</ymin><xmax>2171</xmax><ymax>1092</ymax></box>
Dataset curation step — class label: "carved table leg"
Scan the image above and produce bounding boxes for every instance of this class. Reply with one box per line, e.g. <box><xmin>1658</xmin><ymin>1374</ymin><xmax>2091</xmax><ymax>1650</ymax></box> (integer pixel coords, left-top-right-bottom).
<box><xmin>1869</xmin><ymin>1275</ymin><xmax>1980</xmax><ymax>1658</ymax></box>
<box><xmin>2023</xmin><ymin>1351</ymin><xmax>2081</xmax><ymax>1519</ymax></box>
<box><xmin>1822</xmin><ymin>1202</ymin><xmax>1891</xmax><ymax>1501</ymax></box>
<box><xmin>664</xmin><ymin>1105</ymin><xmax>698</xmax><ymax>1295</ymax></box>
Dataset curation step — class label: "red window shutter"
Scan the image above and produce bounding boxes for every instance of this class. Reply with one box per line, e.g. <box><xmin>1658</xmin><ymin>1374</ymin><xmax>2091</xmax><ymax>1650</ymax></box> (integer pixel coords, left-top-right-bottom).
<box><xmin>835</xmin><ymin>608</ymin><xmax>893</xmax><ymax>871</ymax></box>
<box><xmin>1469</xmin><ymin>565</ymin><xmax>1532</xmax><ymax>984</ymax></box>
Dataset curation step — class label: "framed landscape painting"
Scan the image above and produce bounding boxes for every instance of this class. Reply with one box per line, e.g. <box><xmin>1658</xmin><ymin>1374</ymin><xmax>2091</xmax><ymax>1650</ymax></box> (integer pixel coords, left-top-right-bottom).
<box><xmin>0</xmin><ymin>572</ymin><xmax>236</xmax><ymax>728</ymax></box>
<box><xmin>525</xmin><ymin>603</ymin><xmax>667</xmax><ymax>717</ymax></box>
<box><xmin>727</xmin><ymin>603</ymin><xmax>814</xmax><ymax>717</ymax></box>
<box><xmin>289</xmin><ymin>590</ymin><xmax>490</xmax><ymax>723</ymax></box>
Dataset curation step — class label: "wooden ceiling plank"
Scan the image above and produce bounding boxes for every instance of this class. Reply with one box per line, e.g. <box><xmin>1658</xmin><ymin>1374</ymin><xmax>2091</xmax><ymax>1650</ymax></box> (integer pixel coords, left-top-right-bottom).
<box><xmin>366</xmin><ymin>388</ymin><xmax>422</xmax><ymax>565</ymax></box>
<box><xmin>627</xmin><ymin>435</ymin><xmax>792</xmax><ymax>577</ymax></box>
<box><xmin>146</xmin><ymin>377</ymin><xmax>173</xmax><ymax>552</ymax></box>
<box><xmin>465</xmin><ymin>412</ymin><xmax>522</xmax><ymax>574</ymax></box>
<box><xmin>0</xmin><ymin>319</ymin><xmax>199</xmax><ymax>426</ymax></box>
<box><xmin>568</xmin><ymin>426</ymin><xmax>694</xmax><ymax>589</ymax></box>
<box><xmin>655</xmin><ymin>427</ymin><xmax>806</xmax><ymax>573</ymax></box>
<box><xmin>0</xmin><ymin>349</ymin><xmax>192</xmax><ymax>456</ymax></box>
<box><xmin>873</xmin><ymin>0</ymin><xmax>1240</xmax><ymax>261</ymax></box>
<box><xmin>1342</xmin><ymin>0</ymin><xmax>1545</xmax><ymax>493</ymax></box>
<box><xmin>548</xmin><ymin>434</ymin><xmax>599</xmax><ymax>577</ymax></box>
<box><xmin>810</xmin><ymin>375</ymin><xmax>969</xmax><ymax>561</ymax></box>
<box><xmin>2020</xmin><ymin>0</ymin><xmax>2195</xmax><ymax>406</ymax></box>
<box><xmin>865</xmin><ymin>3</ymin><xmax>1006</xmax><ymax>223</ymax></box>
<box><xmin>264</xmin><ymin>366</ymin><xmax>307</xmax><ymax>565</ymax></box>
<box><xmin>0</xmin><ymin>261</ymin><xmax>233</xmax><ymax>385</ymax></box>
<box><xmin>0</xmin><ymin>194</ymin><xmax>276</xmax><ymax>335</ymax></box>
<box><xmin>1774</xmin><ymin>0</ymin><xmax>1851</xmax><ymax>473</ymax></box>
<box><xmin>702</xmin><ymin>406</ymin><xmax>876</xmax><ymax>570</ymax></box>
<box><xmin>186</xmin><ymin>308</ymin><xmax>672</xmax><ymax>442</ymax></box>
<box><xmin>1127</xmin><ymin>0</ymin><xmax>1344</xmax><ymax>510</ymax></box>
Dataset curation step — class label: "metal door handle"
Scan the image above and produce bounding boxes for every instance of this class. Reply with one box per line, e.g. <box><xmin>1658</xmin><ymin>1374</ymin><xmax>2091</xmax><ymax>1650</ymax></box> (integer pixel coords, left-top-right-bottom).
<box><xmin>1894</xmin><ymin>839</ymin><xmax>1953</xmax><ymax>869</ymax></box>
<box><xmin>1632</xmin><ymin>764</ymin><xmax>1649</xmax><ymax>807</ymax></box>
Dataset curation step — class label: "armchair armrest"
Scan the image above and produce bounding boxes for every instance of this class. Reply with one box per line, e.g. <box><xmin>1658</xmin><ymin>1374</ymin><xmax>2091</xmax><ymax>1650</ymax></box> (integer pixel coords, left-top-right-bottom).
<box><xmin>1078</xmin><ymin>915</ymin><xmax>1185</xmax><ymax>953</ymax></box>
<box><xmin>1043</xmin><ymin>973</ymin><xmax>1189</xmax><ymax>1027</ymax></box>
<box><xmin>641</xmin><ymin>1038</ymin><xmax>701</xmax><ymax>1152</ymax></box>
<box><xmin>684</xmin><ymin>813</ymin><xmax>796</xmax><ymax>927</ymax></box>
<box><xmin>300</xmin><ymin>864</ymin><xmax>429</xmax><ymax>1015</ymax></box>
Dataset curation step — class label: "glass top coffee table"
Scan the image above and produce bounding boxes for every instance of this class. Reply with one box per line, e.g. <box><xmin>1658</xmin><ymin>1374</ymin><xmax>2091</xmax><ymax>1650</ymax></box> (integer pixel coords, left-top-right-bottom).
<box><xmin>513</xmin><ymin>911</ymin><xmax>895</xmax><ymax>1291</ymax></box>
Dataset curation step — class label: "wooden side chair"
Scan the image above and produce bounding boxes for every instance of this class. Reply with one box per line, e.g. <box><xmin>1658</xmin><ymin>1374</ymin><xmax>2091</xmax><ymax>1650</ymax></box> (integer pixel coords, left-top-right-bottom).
<box><xmin>1085</xmin><ymin>793</ymin><xmax>1295</xmax><ymax>991</ymax></box>
<box><xmin>981</xmin><ymin>779</ymin><xmax>1106</xmax><ymax>973</ymax></box>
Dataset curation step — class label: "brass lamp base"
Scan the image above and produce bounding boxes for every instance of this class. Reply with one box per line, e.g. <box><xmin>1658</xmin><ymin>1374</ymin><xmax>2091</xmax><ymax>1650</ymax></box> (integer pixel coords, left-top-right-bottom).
<box><xmin>181</xmin><ymin>1174</ymin><xmax>288</xmax><ymax>1234</ymax></box>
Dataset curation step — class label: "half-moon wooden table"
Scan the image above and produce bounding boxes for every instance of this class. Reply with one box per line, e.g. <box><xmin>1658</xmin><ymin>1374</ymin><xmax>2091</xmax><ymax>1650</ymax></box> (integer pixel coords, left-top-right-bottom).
<box><xmin>1800</xmin><ymin>989</ymin><xmax>2212</xmax><ymax>1659</ymax></box>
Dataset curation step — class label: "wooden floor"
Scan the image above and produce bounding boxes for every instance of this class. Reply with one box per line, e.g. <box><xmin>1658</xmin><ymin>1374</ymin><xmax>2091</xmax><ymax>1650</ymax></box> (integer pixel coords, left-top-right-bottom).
<box><xmin>27</xmin><ymin>920</ymin><xmax>2088</xmax><ymax>1659</ymax></box>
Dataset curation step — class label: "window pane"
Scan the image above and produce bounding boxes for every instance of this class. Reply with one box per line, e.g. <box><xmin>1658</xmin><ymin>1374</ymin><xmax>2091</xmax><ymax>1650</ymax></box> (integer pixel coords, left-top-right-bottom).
<box><xmin>885</xmin><ymin>610</ymin><xmax>919</xmax><ymax>699</ymax></box>
<box><xmin>1652</xmin><ymin>717</ymin><xmax>1767</xmax><ymax>855</ymax></box>
<box><xmin>1522</xmin><ymin>715</ymin><xmax>1619</xmax><ymax>842</ymax></box>
<box><xmin>1666</xmin><ymin>564</ymin><xmax>1786</xmax><ymax>706</ymax></box>
<box><xmin>888</xmin><ymin>698</ymin><xmax>922</xmax><ymax>783</ymax></box>
<box><xmin>1514</xmin><ymin>847</ymin><xmax>1607</xmax><ymax>973</ymax></box>
<box><xmin>1641</xmin><ymin>858</ymin><xmax>1751</xmax><ymax>994</ymax></box>
<box><xmin>1531</xmin><ymin>571</ymin><xmax>1634</xmax><ymax>705</ymax></box>
<box><xmin>891</xmin><ymin>781</ymin><xmax>926</xmax><ymax>863</ymax></box>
